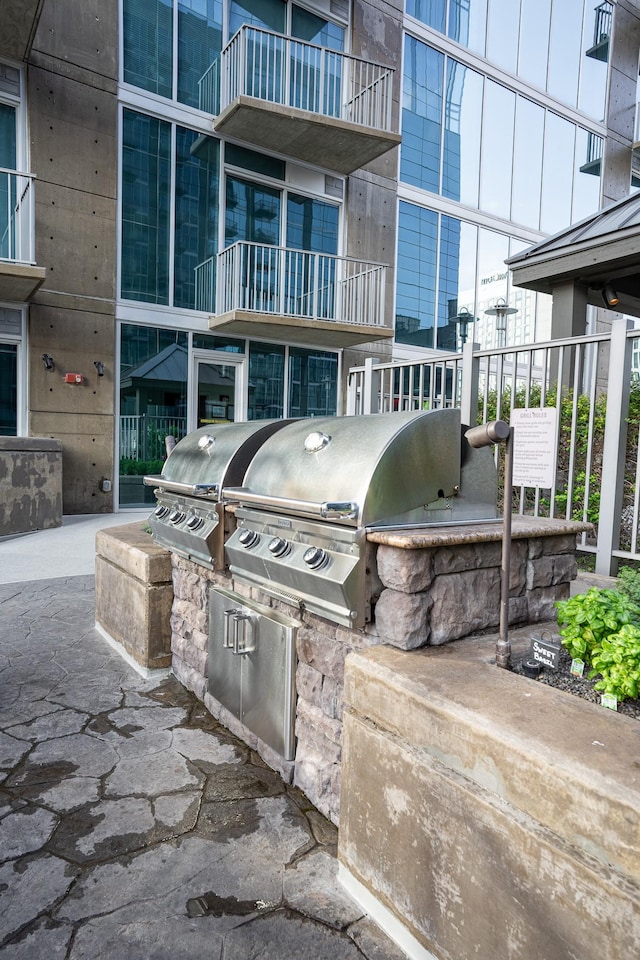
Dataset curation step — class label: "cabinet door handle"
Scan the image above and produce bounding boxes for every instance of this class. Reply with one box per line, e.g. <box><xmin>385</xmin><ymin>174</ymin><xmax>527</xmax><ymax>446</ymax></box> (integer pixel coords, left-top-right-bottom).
<box><xmin>223</xmin><ymin>607</ymin><xmax>242</xmax><ymax>648</ymax></box>
<box><xmin>232</xmin><ymin>613</ymin><xmax>255</xmax><ymax>655</ymax></box>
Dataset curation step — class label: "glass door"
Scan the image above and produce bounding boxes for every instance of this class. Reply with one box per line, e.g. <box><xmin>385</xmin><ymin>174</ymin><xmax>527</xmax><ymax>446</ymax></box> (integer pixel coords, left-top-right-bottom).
<box><xmin>191</xmin><ymin>352</ymin><xmax>247</xmax><ymax>429</ymax></box>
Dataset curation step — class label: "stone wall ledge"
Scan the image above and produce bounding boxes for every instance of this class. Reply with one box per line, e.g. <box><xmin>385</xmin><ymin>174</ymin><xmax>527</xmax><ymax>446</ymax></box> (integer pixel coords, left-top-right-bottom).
<box><xmin>366</xmin><ymin>515</ymin><xmax>592</xmax><ymax>548</ymax></box>
<box><xmin>0</xmin><ymin>436</ymin><xmax>62</xmax><ymax>452</ymax></box>
<box><xmin>95</xmin><ymin>522</ymin><xmax>172</xmax><ymax>583</ymax></box>
<box><xmin>342</xmin><ymin>643</ymin><xmax>640</xmax><ymax>882</ymax></box>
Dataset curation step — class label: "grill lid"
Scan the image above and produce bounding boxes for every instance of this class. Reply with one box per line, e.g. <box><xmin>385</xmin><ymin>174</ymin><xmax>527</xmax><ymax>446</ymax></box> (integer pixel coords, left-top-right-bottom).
<box><xmin>223</xmin><ymin>408</ymin><xmax>470</xmax><ymax>527</ymax></box>
<box><xmin>144</xmin><ymin>419</ymin><xmax>296</xmax><ymax>499</ymax></box>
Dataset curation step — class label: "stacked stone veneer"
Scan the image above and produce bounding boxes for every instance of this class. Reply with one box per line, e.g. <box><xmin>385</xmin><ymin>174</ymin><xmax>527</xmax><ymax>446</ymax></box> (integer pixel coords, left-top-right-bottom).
<box><xmin>169</xmin><ymin>517</ymin><xmax>585</xmax><ymax>824</ymax></box>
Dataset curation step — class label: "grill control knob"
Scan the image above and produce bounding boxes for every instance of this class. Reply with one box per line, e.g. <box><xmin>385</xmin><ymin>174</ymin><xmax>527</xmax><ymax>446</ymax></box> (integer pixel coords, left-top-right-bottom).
<box><xmin>268</xmin><ymin>536</ymin><xmax>290</xmax><ymax>558</ymax></box>
<box><xmin>154</xmin><ymin>505</ymin><xmax>169</xmax><ymax>519</ymax></box>
<box><xmin>186</xmin><ymin>514</ymin><xmax>204</xmax><ymax>530</ymax></box>
<box><xmin>303</xmin><ymin>546</ymin><xmax>328</xmax><ymax>569</ymax></box>
<box><xmin>169</xmin><ymin>508</ymin><xmax>186</xmax><ymax>524</ymax></box>
<box><xmin>238</xmin><ymin>528</ymin><xmax>260</xmax><ymax>548</ymax></box>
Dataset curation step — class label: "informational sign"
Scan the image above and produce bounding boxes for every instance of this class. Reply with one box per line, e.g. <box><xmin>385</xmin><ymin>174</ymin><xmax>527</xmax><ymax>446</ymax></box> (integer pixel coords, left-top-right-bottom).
<box><xmin>529</xmin><ymin>633</ymin><xmax>561</xmax><ymax>671</ymax></box>
<box><xmin>511</xmin><ymin>407</ymin><xmax>558</xmax><ymax>489</ymax></box>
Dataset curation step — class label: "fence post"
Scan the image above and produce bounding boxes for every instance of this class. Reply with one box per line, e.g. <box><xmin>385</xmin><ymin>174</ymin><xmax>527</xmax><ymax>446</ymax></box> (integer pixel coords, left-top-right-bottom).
<box><xmin>361</xmin><ymin>357</ymin><xmax>380</xmax><ymax>415</ymax></box>
<box><xmin>595</xmin><ymin>318</ymin><xmax>632</xmax><ymax>576</ymax></box>
<box><xmin>460</xmin><ymin>340</ymin><xmax>480</xmax><ymax>427</ymax></box>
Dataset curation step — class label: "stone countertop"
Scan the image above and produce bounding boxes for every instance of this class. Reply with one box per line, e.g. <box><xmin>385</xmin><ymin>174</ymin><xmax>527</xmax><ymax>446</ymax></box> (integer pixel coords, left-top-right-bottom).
<box><xmin>366</xmin><ymin>515</ymin><xmax>593</xmax><ymax>549</ymax></box>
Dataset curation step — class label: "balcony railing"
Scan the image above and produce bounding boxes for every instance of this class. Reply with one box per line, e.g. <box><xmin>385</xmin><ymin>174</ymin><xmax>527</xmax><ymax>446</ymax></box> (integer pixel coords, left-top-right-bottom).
<box><xmin>0</xmin><ymin>169</ymin><xmax>36</xmax><ymax>264</ymax></box>
<box><xmin>201</xmin><ymin>25</ymin><xmax>394</xmax><ymax>133</ymax></box>
<box><xmin>202</xmin><ymin>241</ymin><xmax>388</xmax><ymax>331</ymax></box>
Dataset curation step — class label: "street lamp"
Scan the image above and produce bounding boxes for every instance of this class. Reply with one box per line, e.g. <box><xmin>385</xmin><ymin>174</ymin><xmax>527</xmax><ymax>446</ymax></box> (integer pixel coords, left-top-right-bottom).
<box><xmin>484</xmin><ymin>298</ymin><xmax>517</xmax><ymax>348</ymax></box>
<box><xmin>454</xmin><ymin>307</ymin><xmax>474</xmax><ymax>349</ymax></box>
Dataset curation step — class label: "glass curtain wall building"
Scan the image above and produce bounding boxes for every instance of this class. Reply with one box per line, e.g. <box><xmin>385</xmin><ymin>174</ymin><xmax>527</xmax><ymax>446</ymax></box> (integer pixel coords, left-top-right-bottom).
<box><xmin>117</xmin><ymin>0</ymin><xmax>347</xmax><ymax>504</ymax></box>
<box><xmin>396</xmin><ymin>0</ymin><xmax>611</xmax><ymax>355</ymax></box>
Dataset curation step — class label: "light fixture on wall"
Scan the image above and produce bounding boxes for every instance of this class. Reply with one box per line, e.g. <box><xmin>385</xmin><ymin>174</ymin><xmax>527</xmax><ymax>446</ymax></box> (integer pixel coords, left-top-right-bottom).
<box><xmin>41</xmin><ymin>353</ymin><xmax>55</xmax><ymax>371</ymax></box>
<box><xmin>94</xmin><ymin>360</ymin><xmax>105</xmax><ymax>376</ymax></box>
<box><xmin>602</xmin><ymin>284</ymin><xmax>620</xmax><ymax>309</ymax></box>
<box><xmin>484</xmin><ymin>298</ymin><xmax>517</xmax><ymax>348</ymax></box>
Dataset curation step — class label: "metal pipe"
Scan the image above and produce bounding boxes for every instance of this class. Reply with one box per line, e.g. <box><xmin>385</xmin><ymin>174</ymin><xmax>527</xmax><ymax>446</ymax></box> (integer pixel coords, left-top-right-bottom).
<box><xmin>497</xmin><ymin>427</ymin><xmax>514</xmax><ymax>670</ymax></box>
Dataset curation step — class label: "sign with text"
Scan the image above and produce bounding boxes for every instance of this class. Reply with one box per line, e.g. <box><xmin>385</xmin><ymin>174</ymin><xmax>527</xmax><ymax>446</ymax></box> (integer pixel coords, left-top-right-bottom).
<box><xmin>511</xmin><ymin>407</ymin><xmax>558</xmax><ymax>489</ymax></box>
<box><xmin>529</xmin><ymin>633</ymin><xmax>561</xmax><ymax>671</ymax></box>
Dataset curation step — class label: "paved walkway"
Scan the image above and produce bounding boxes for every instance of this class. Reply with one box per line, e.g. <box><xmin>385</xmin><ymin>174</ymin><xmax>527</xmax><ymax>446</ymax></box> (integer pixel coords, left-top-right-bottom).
<box><xmin>0</xmin><ymin>520</ymin><xmax>405</xmax><ymax>960</ymax></box>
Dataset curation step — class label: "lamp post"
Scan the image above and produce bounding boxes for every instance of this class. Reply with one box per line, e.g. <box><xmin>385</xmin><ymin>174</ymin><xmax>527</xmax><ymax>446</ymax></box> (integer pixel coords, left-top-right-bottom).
<box><xmin>454</xmin><ymin>307</ymin><xmax>474</xmax><ymax>350</ymax></box>
<box><xmin>484</xmin><ymin>298</ymin><xmax>517</xmax><ymax>348</ymax></box>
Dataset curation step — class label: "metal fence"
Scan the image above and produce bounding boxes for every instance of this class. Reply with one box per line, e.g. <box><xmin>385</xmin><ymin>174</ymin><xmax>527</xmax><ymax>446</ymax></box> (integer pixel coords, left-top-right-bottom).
<box><xmin>214</xmin><ymin>25</ymin><xmax>394</xmax><ymax>131</ymax></box>
<box><xmin>0</xmin><ymin>169</ymin><xmax>36</xmax><ymax>264</ymax></box>
<box><xmin>347</xmin><ymin>319</ymin><xmax>640</xmax><ymax>575</ymax></box>
<box><xmin>215</xmin><ymin>241</ymin><xmax>388</xmax><ymax>329</ymax></box>
<box><xmin>119</xmin><ymin>416</ymin><xmax>187</xmax><ymax>463</ymax></box>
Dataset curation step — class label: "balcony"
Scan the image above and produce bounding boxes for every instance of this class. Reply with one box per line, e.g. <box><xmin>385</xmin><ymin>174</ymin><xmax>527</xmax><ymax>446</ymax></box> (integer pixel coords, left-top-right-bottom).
<box><xmin>0</xmin><ymin>169</ymin><xmax>45</xmax><ymax>301</ymax></box>
<box><xmin>200</xmin><ymin>26</ymin><xmax>401</xmax><ymax>174</ymax></box>
<box><xmin>585</xmin><ymin>2</ymin><xmax>612</xmax><ymax>62</ymax></box>
<box><xmin>196</xmin><ymin>242</ymin><xmax>393</xmax><ymax>348</ymax></box>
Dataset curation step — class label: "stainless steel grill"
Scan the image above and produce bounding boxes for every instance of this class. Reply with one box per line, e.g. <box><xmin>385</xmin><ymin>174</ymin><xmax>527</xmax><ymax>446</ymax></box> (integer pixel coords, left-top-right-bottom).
<box><xmin>143</xmin><ymin>419</ymin><xmax>295</xmax><ymax>569</ymax></box>
<box><xmin>222</xmin><ymin>408</ymin><xmax>499</xmax><ymax>627</ymax></box>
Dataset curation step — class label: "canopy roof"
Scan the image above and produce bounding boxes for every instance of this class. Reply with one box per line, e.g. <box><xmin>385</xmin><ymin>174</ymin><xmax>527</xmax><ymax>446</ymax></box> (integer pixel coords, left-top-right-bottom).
<box><xmin>507</xmin><ymin>191</ymin><xmax>640</xmax><ymax>318</ymax></box>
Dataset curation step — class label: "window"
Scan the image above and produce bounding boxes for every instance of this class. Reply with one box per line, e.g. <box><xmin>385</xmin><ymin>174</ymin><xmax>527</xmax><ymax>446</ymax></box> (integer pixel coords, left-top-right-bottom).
<box><xmin>120</xmin><ymin>109</ymin><xmax>220</xmax><ymax>309</ymax></box>
<box><xmin>288</xmin><ymin>346</ymin><xmax>337</xmax><ymax>416</ymax></box>
<box><xmin>402</xmin><ymin>37</ymin><xmax>443</xmax><ymax>192</ymax></box>
<box><xmin>407</xmin><ymin>1</ymin><xmax>608</xmax><ymax>123</ymax></box>
<box><xmin>0</xmin><ymin>308</ymin><xmax>24</xmax><ymax>437</ymax></box>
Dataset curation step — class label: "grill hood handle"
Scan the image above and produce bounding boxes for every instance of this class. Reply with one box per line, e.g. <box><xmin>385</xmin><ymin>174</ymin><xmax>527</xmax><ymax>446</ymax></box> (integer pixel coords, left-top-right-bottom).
<box><xmin>143</xmin><ymin>475</ymin><xmax>219</xmax><ymax>498</ymax></box>
<box><xmin>221</xmin><ymin>487</ymin><xmax>358</xmax><ymax>521</ymax></box>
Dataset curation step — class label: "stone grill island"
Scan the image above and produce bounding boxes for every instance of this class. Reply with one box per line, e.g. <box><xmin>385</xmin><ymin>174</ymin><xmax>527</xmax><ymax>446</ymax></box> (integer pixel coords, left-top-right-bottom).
<box><xmin>96</xmin><ymin>410</ymin><xmax>638</xmax><ymax>960</ymax></box>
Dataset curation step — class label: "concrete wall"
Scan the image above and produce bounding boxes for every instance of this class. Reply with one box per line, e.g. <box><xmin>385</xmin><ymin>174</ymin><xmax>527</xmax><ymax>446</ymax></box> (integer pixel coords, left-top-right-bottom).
<box><xmin>342</xmin><ymin>0</ymin><xmax>402</xmax><ymax>382</ymax></box>
<box><xmin>0</xmin><ymin>436</ymin><xmax>62</xmax><ymax>536</ymax></box>
<box><xmin>602</xmin><ymin>1</ymin><xmax>640</xmax><ymax>205</ymax></box>
<box><xmin>339</xmin><ymin>645</ymin><xmax>640</xmax><ymax>960</ymax></box>
<box><xmin>26</xmin><ymin>0</ymin><xmax>118</xmax><ymax>514</ymax></box>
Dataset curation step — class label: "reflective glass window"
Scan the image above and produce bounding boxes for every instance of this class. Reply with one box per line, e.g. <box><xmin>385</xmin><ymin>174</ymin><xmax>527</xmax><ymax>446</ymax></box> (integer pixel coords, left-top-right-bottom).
<box><xmin>485</xmin><ymin>0</ymin><xmax>519</xmax><ymax>75</ymax></box>
<box><xmin>291</xmin><ymin>6</ymin><xmax>344</xmax><ymax>50</ymax></box>
<box><xmin>174</xmin><ymin>128</ymin><xmax>219</xmax><ymax>309</ymax></box>
<box><xmin>405</xmin><ymin>0</ymin><xmax>446</xmax><ymax>33</ymax></box>
<box><xmin>479</xmin><ymin>81</ymin><xmax>514</xmax><ymax>220</ymax></box>
<box><xmin>396</xmin><ymin>202</ymin><xmax>438</xmax><ymax>348</ymax></box>
<box><xmin>177</xmin><ymin>0</ymin><xmax>223</xmax><ymax>107</ymax></box>
<box><xmin>448</xmin><ymin>0</ymin><xmax>487</xmax><ymax>54</ymax></box>
<box><xmin>437</xmin><ymin>217</ymin><xmax>478</xmax><ymax>350</ymax></box>
<box><xmin>225</xmin><ymin>142</ymin><xmax>285</xmax><ymax>180</ymax></box>
<box><xmin>229</xmin><ymin>0</ymin><xmax>286</xmax><ymax>36</ymax></box>
<box><xmin>541</xmin><ymin>112</ymin><xmax>574</xmax><ymax>234</ymax></box>
<box><xmin>286</xmin><ymin>194</ymin><xmax>339</xmax><ymax>320</ymax></box>
<box><xmin>193</xmin><ymin>333</ymin><xmax>245</xmax><ymax>351</ymax></box>
<box><xmin>573</xmin><ymin>129</ymin><xmax>602</xmax><ymax>222</ymax></box>
<box><xmin>578</xmin><ymin>0</ymin><xmax>608</xmax><ymax>120</ymax></box>
<box><xmin>287</xmin><ymin>347</ymin><xmax>337</xmax><ymax>417</ymax></box>
<box><xmin>0</xmin><ymin>103</ymin><xmax>17</xmax><ymax>260</ymax></box>
<box><xmin>286</xmin><ymin>194</ymin><xmax>338</xmax><ymax>254</ymax></box>
<box><xmin>119</xmin><ymin>324</ymin><xmax>188</xmax><ymax>506</ymax></box>
<box><xmin>443</xmin><ymin>59</ymin><xmax>482</xmax><ymax>205</ymax></box>
<box><xmin>518</xmin><ymin>0</ymin><xmax>551</xmax><ymax>91</ymax></box>
<box><xmin>476</xmin><ymin>228</ymin><xmax>510</xmax><ymax>348</ymax></box>
<box><xmin>548</xmin><ymin>0</ymin><xmax>582</xmax><ymax>108</ymax></box>
<box><xmin>121</xmin><ymin>110</ymin><xmax>171</xmax><ymax>304</ymax></box>
<box><xmin>249</xmin><ymin>342</ymin><xmax>284</xmax><ymax>419</ymax></box>
<box><xmin>512</xmin><ymin>97</ymin><xmax>544</xmax><ymax>230</ymax></box>
<box><xmin>401</xmin><ymin>37</ymin><xmax>444</xmax><ymax>192</ymax></box>
<box><xmin>225</xmin><ymin>176</ymin><xmax>281</xmax><ymax>246</ymax></box>
<box><xmin>0</xmin><ymin>342</ymin><xmax>17</xmax><ymax>436</ymax></box>
<box><xmin>123</xmin><ymin>0</ymin><xmax>173</xmax><ymax>97</ymax></box>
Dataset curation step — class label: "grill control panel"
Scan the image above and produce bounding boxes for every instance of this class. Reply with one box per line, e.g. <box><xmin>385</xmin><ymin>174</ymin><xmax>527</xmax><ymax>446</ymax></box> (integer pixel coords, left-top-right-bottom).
<box><xmin>149</xmin><ymin>492</ymin><xmax>222</xmax><ymax>569</ymax></box>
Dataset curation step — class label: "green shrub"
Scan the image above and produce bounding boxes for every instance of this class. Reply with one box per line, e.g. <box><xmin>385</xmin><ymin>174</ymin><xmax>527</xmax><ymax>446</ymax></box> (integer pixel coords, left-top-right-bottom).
<box><xmin>589</xmin><ymin>624</ymin><xmax>640</xmax><ymax>701</ymax></box>
<box><xmin>556</xmin><ymin>587</ymin><xmax>640</xmax><ymax>701</ymax></box>
<box><xmin>119</xmin><ymin>458</ymin><xmax>164</xmax><ymax>476</ymax></box>
<box><xmin>616</xmin><ymin>566</ymin><xmax>640</xmax><ymax>606</ymax></box>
